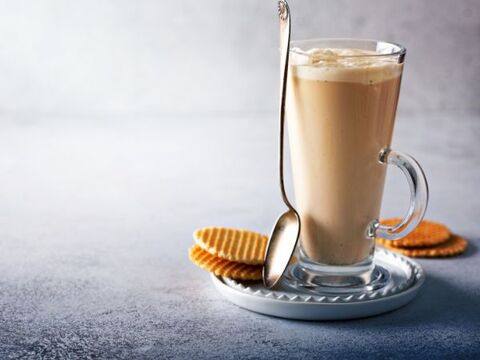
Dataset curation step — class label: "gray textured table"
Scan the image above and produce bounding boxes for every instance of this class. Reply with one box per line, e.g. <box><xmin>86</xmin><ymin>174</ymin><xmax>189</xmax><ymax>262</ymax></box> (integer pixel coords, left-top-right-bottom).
<box><xmin>1</xmin><ymin>111</ymin><xmax>479</xmax><ymax>359</ymax></box>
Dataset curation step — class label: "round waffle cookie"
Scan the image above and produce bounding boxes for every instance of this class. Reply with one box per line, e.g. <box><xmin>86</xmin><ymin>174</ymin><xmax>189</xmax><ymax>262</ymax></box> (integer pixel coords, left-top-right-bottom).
<box><xmin>189</xmin><ymin>245</ymin><xmax>262</xmax><ymax>280</ymax></box>
<box><xmin>193</xmin><ymin>227</ymin><xmax>267</xmax><ymax>265</ymax></box>
<box><xmin>380</xmin><ymin>234</ymin><xmax>468</xmax><ymax>258</ymax></box>
<box><xmin>377</xmin><ymin>218</ymin><xmax>451</xmax><ymax>248</ymax></box>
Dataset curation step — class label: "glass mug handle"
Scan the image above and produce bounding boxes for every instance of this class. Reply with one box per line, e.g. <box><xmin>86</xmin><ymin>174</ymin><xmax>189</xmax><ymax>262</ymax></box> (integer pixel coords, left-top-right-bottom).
<box><xmin>368</xmin><ymin>148</ymin><xmax>429</xmax><ymax>240</ymax></box>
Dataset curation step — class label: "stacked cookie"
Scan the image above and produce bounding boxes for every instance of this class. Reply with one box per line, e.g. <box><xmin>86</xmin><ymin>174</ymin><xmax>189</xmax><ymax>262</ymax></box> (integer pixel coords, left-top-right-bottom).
<box><xmin>189</xmin><ymin>227</ymin><xmax>267</xmax><ymax>280</ymax></box>
<box><xmin>376</xmin><ymin>219</ymin><xmax>468</xmax><ymax>257</ymax></box>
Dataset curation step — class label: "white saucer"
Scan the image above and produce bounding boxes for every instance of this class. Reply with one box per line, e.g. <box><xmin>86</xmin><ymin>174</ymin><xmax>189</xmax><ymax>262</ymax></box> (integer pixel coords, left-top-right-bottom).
<box><xmin>211</xmin><ymin>247</ymin><xmax>425</xmax><ymax>320</ymax></box>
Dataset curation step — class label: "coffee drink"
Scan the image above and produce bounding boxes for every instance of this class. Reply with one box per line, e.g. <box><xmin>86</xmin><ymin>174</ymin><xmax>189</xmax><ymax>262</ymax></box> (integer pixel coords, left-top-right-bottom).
<box><xmin>286</xmin><ymin>48</ymin><xmax>403</xmax><ymax>265</ymax></box>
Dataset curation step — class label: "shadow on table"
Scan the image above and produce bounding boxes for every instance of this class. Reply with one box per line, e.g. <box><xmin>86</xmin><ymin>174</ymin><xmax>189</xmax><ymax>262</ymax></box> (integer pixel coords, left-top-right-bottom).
<box><xmin>355</xmin><ymin>274</ymin><xmax>478</xmax><ymax>327</ymax></box>
<box><xmin>461</xmin><ymin>236</ymin><xmax>478</xmax><ymax>258</ymax></box>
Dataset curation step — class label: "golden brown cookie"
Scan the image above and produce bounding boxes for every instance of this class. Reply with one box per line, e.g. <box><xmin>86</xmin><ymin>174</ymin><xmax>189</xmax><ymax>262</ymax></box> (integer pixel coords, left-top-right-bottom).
<box><xmin>188</xmin><ymin>245</ymin><xmax>262</xmax><ymax>280</ymax></box>
<box><xmin>193</xmin><ymin>227</ymin><xmax>267</xmax><ymax>265</ymax></box>
<box><xmin>380</xmin><ymin>234</ymin><xmax>468</xmax><ymax>258</ymax></box>
<box><xmin>377</xmin><ymin>218</ymin><xmax>451</xmax><ymax>248</ymax></box>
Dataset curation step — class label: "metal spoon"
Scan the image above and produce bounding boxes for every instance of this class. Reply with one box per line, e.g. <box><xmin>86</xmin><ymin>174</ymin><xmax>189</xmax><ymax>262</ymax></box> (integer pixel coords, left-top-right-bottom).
<box><xmin>263</xmin><ymin>0</ymin><xmax>301</xmax><ymax>289</ymax></box>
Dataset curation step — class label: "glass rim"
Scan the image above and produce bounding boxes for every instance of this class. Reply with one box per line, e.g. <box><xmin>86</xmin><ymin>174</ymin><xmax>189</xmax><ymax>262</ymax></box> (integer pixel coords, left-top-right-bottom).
<box><xmin>290</xmin><ymin>38</ymin><xmax>406</xmax><ymax>59</ymax></box>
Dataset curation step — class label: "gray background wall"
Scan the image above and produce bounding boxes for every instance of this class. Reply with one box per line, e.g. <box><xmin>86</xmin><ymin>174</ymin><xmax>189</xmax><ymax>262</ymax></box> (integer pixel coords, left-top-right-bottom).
<box><xmin>0</xmin><ymin>0</ymin><xmax>479</xmax><ymax>118</ymax></box>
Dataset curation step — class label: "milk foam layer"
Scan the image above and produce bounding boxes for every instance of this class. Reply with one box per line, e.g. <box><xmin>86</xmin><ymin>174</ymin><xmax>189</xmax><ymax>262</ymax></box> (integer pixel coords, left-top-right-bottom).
<box><xmin>290</xmin><ymin>48</ymin><xmax>402</xmax><ymax>84</ymax></box>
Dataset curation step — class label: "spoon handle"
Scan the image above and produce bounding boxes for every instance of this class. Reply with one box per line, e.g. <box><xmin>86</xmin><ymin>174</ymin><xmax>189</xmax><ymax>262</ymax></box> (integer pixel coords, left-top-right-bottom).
<box><xmin>278</xmin><ymin>0</ymin><xmax>293</xmax><ymax>209</ymax></box>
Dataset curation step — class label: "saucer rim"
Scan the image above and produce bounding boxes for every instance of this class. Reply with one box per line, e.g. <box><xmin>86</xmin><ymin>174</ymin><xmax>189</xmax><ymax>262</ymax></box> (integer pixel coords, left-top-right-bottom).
<box><xmin>211</xmin><ymin>247</ymin><xmax>425</xmax><ymax>319</ymax></box>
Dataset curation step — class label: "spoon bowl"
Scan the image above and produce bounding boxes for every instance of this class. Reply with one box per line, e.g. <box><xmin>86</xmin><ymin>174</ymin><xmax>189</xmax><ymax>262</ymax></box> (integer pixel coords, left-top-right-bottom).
<box><xmin>263</xmin><ymin>209</ymin><xmax>301</xmax><ymax>288</ymax></box>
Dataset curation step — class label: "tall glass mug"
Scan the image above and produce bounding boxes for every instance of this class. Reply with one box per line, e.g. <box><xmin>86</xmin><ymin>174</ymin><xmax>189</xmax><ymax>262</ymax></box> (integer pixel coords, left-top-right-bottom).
<box><xmin>282</xmin><ymin>39</ymin><xmax>428</xmax><ymax>293</ymax></box>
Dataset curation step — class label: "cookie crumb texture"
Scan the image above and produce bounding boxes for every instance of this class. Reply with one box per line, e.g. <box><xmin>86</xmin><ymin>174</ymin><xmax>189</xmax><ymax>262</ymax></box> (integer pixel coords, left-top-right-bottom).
<box><xmin>379</xmin><ymin>235</ymin><xmax>467</xmax><ymax>258</ymax></box>
<box><xmin>377</xmin><ymin>219</ymin><xmax>451</xmax><ymax>248</ymax></box>
<box><xmin>189</xmin><ymin>245</ymin><xmax>262</xmax><ymax>280</ymax></box>
<box><xmin>194</xmin><ymin>227</ymin><xmax>267</xmax><ymax>265</ymax></box>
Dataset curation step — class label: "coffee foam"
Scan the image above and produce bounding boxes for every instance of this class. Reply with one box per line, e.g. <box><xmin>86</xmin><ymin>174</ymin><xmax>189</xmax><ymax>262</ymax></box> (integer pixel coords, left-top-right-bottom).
<box><xmin>290</xmin><ymin>48</ymin><xmax>403</xmax><ymax>84</ymax></box>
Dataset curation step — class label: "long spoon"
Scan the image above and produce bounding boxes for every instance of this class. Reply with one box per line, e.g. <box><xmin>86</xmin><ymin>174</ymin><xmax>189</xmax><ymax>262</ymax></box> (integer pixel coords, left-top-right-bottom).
<box><xmin>263</xmin><ymin>0</ymin><xmax>301</xmax><ymax>289</ymax></box>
